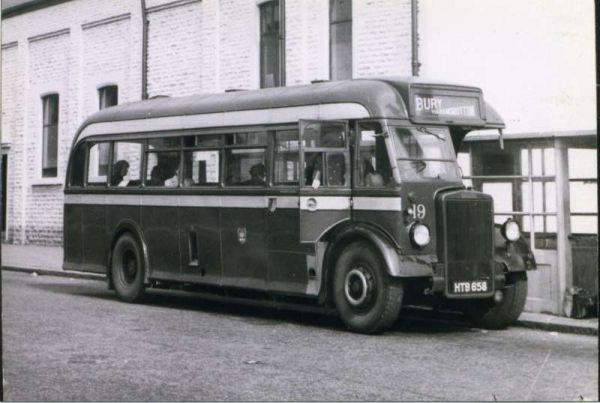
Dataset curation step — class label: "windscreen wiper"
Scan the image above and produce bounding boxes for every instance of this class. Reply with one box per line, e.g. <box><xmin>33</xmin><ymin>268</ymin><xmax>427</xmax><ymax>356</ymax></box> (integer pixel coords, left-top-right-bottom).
<box><xmin>416</xmin><ymin>126</ymin><xmax>446</xmax><ymax>141</ymax></box>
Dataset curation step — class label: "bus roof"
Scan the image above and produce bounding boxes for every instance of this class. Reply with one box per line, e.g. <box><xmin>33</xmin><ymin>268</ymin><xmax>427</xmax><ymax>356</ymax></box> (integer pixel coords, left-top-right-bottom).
<box><xmin>74</xmin><ymin>77</ymin><xmax>504</xmax><ymax>143</ymax></box>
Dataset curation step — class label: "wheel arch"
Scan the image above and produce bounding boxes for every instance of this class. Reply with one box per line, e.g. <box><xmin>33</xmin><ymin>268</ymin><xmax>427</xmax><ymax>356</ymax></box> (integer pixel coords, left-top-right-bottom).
<box><xmin>107</xmin><ymin>220</ymin><xmax>151</xmax><ymax>286</ymax></box>
<box><xmin>317</xmin><ymin>223</ymin><xmax>402</xmax><ymax>305</ymax></box>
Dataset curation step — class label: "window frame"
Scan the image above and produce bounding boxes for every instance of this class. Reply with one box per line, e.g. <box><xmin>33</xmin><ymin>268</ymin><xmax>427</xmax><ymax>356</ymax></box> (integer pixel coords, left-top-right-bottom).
<box><xmin>259</xmin><ymin>0</ymin><xmax>286</xmax><ymax>88</ymax></box>
<box><xmin>41</xmin><ymin>94</ymin><xmax>59</xmax><ymax>178</ymax></box>
<box><xmin>329</xmin><ymin>0</ymin><xmax>352</xmax><ymax>81</ymax></box>
<box><xmin>98</xmin><ymin>85</ymin><xmax>119</xmax><ymax>110</ymax></box>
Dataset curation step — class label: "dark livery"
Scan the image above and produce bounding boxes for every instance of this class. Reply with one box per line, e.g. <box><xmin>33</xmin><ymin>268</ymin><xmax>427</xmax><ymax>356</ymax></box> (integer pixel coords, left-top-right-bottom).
<box><xmin>64</xmin><ymin>78</ymin><xmax>536</xmax><ymax>333</ymax></box>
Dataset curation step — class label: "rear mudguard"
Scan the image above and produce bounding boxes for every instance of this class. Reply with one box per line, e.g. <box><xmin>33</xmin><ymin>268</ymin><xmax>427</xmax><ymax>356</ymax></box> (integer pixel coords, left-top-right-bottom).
<box><xmin>107</xmin><ymin>220</ymin><xmax>152</xmax><ymax>287</ymax></box>
<box><xmin>493</xmin><ymin>225</ymin><xmax>537</xmax><ymax>272</ymax></box>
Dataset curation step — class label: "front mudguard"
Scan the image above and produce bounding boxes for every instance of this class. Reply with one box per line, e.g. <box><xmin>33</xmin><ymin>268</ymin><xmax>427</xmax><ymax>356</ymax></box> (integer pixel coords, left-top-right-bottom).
<box><xmin>494</xmin><ymin>225</ymin><xmax>537</xmax><ymax>272</ymax></box>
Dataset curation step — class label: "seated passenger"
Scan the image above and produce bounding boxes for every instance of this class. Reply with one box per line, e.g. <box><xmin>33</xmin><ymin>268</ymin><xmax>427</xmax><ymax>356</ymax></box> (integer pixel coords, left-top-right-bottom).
<box><xmin>111</xmin><ymin>160</ymin><xmax>129</xmax><ymax>186</ymax></box>
<box><xmin>148</xmin><ymin>165</ymin><xmax>165</xmax><ymax>186</ymax></box>
<box><xmin>164</xmin><ymin>168</ymin><xmax>179</xmax><ymax>187</ymax></box>
<box><xmin>245</xmin><ymin>163</ymin><xmax>266</xmax><ymax>186</ymax></box>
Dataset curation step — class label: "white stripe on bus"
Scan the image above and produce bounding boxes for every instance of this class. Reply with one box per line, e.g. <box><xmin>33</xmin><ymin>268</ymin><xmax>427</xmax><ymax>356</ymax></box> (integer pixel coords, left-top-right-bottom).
<box><xmin>353</xmin><ymin>196</ymin><xmax>402</xmax><ymax>211</ymax></box>
<box><xmin>65</xmin><ymin>194</ymin><xmax>402</xmax><ymax>211</ymax></box>
<box><xmin>79</xmin><ymin>103</ymin><xmax>370</xmax><ymax>139</ymax></box>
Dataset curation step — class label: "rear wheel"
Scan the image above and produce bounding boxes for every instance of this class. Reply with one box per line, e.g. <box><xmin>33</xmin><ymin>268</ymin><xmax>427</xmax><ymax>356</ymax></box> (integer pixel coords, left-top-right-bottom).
<box><xmin>465</xmin><ymin>273</ymin><xmax>527</xmax><ymax>329</ymax></box>
<box><xmin>111</xmin><ymin>233</ymin><xmax>146</xmax><ymax>302</ymax></box>
<box><xmin>333</xmin><ymin>242</ymin><xmax>403</xmax><ymax>334</ymax></box>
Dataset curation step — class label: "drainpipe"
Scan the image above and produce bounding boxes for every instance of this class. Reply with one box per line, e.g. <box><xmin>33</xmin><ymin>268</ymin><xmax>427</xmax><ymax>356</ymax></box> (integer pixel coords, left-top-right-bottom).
<box><xmin>411</xmin><ymin>0</ymin><xmax>420</xmax><ymax>77</ymax></box>
<box><xmin>141</xmin><ymin>0</ymin><xmax>149</xmax><ymax>99</ymax></box>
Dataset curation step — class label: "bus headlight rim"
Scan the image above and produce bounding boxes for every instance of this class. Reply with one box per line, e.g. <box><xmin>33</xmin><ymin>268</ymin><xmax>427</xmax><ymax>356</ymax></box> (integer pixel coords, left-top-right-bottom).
<box><xmin>410</xmin><ymin>222</ymin><xmax>431</xmax><ymax>248</ymax></box>
<box><xmin>501</xmin><ymin>219</ymin><xmax>520</xmax><ymax>242</ymax></box>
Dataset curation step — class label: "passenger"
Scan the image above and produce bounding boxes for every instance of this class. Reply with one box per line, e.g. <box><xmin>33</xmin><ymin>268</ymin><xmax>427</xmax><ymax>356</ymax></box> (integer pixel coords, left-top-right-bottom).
<box><xmin>246</xmin><ymin>163</ymin><xmax>266</xmax><ymax>185</ymax></box>
<box><xmin>305</xmin><ymin>154</ymin><xmax>322</xmax><ymax>189</ymax></box>
<box><xmin>327</xmin><ymin>154</ymin><xmax>346</xmax><ymax>186</ymax></box>
<box><xmin>364</xmin><ymin>160</ymin><xmax>384</xmax><ymax>187</ymax></box>
<box><xmin>148</xmin><ymin>165</ymin><xmax>165</xmax><ymax>186</ymax></box>
<box><xmin>164</xmin><ymin>167</ymin><xmax>179</xmax><ymax>187</ymax></box>
<box><xmin>111</xmin><ymin>160</ymin><xmax>130</xmax><ymax>186</ymax></box>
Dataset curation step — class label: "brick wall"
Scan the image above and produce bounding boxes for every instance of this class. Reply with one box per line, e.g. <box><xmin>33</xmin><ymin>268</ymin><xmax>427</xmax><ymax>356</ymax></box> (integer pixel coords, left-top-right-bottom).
<box><xmin>354</xmin><ymin>0</ymin><xmax>413</xmax><ymax>77</ymax></box>
<box><xmin>147</xmin><ymin>0</ymin><xmax>203</xmax><ymax>97</ymax></box>
<box><xmin>1</xmin><ymin>0</ymin><xmax>414</xmax><ymax>245</ymax></box>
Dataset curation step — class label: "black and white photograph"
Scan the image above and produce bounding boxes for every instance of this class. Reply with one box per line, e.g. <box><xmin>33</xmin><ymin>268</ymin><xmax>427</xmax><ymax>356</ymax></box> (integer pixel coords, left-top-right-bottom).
<box><xmin>0</xmin><ymin>0</ymin><xmax>597</xmax><ymax>400</ymax></box>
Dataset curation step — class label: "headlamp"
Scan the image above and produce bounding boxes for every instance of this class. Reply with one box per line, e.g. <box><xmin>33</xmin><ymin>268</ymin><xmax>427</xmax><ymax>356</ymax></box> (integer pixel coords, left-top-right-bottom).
<box><xmin>410</xmin><ymin>223</ymin><xmax>431</xmax><ymax>248</ymax></box>
<box><xmin>501</xmin><ymin>219</ymin><xmax>520</xmax><ymax>242</ymax></box>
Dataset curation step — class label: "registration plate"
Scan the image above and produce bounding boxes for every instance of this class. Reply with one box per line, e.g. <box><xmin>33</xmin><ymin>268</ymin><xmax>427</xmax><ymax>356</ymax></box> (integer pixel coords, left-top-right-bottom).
<box><xmin>452</xmin><ymin>281</ymin><xmax>489</xmax><ymax>294</ymax></box>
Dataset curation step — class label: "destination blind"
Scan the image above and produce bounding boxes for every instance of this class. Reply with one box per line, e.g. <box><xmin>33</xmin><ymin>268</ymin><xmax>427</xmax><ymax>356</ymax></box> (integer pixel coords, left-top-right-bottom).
<box><xmin>412</xmin><ymin>93</ymin><xmax>481</xmax><ymax>121</ymax></box>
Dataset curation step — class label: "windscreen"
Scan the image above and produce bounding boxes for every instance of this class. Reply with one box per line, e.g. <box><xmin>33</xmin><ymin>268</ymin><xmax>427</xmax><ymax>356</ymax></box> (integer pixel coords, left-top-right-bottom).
<box><xmin>391</xmin><ymin>126</ymin><xmax>461</xmax><ymax>182</ymax></box>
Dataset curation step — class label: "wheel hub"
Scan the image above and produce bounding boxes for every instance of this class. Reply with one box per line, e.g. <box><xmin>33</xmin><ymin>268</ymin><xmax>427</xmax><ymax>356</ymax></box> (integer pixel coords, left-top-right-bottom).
<box><xmin>344</xmin><ymin>268</ymin><xmax>370</xmax><ymax>306</ymax></box>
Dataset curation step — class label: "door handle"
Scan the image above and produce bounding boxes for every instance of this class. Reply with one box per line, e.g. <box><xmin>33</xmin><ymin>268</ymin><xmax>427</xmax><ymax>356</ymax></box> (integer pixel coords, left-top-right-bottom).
<box><xmin>268</xmin><ymin>197</ymin><xmax>277</xmax><ymax>213</ymax></box>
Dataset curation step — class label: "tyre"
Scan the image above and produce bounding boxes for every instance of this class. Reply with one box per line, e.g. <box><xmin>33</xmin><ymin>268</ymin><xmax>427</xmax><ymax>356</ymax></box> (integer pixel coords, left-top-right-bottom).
<box><xmin>333</xmin><ymin>242</ymin><xmax>403</xmax><ymax>334</ymax></box>
<box><xmin>111</xmin><ymin>233</ymin><xmax>146</xmax><ymax>303</ymax></box>
<box><xmin>465</xmin><ymin>273</ymin><xmax>528</xmax><ymax>329</ymax></box>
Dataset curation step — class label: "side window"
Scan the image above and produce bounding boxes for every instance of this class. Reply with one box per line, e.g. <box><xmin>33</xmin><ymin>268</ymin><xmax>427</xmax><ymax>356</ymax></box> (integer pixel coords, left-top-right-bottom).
<box><xmin>112</xmin><ymin>141</ymin><xmax>143</xmax><ymax>187</ymax></box>
<box><xmin>183</xmin><ymin>150</ymin><xmax>220</xmax><ymax>186</ymax></box>
<box><xmin>87</xmin><ymin>142</ymin><xmax>110</xmax><ymax>186</ymax></box>
<box><xmin>273</xmin><ymin>130</ymin><xmax>299</xmax><ymax>185</ymax></box>
<box><xmin>69</xmin><ymin>143</ymin><xmax>86</xmax><ymax>187</ymax></box>
<box><xmin>182</xmin><ymin>134</ymin><xmax>221</xmax><ymax>187</ymax></box>
<box><xmin>225</xmin><ymin>132</ymin><xmax>267</xmax><ymax>186</ymax></box>
<box><xmin>302</xmin><ymin>121</ymin><xmax>349</xmax><ymax>188</ymax></box>
<box><xmin>225</xmin><ymin>149</ymin><xmax>266</xmax><ymax>186</ymax></box>
<box><xmin>357</xmin><ymin>122</ymin><xmax>394</xmax><ymax>187</ymax></box>
<box><xmin>145</xmin><ymin>137</ymin><xmax>181</xmax><ymax>188</ymax></box>
<box><xmin>146</xmin><ymin>151</ymin><xmax>181</xmax><ymax>187</ymax></box>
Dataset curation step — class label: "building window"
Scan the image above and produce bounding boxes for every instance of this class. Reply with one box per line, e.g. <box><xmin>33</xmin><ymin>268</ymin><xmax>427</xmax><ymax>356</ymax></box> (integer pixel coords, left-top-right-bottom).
<box><xmin>42</xmin><ymin>94</ymin><xmax>59</xmax><ymax>178</ymax></box>
<box><xmin>98</xmin><ymin>85</ymin><xmax>118</xmax><ymax>109</ymax></box>
<box><xmin>330</xmin><ymin>0</ymin><xmax>352</xmax><ymax>80</ymax></box>
<box><xmin>260</xmin><ymin>0</ymin><xmax>285</xmax><ymax>88</ymax></box>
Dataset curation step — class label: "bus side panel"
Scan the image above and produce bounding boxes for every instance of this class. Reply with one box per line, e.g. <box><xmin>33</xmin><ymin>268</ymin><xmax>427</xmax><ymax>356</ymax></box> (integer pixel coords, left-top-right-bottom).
<box><xmin>266</xmin><ymin>204</ymin><xmax>311</xmax><ymax>295</ymax></box>
<box><xmin>82</xmin><ymin>204</ymin><xmax>108</xmax><ymax>273</ymax></box>
<box><xmin>220</xmin><ymin>207</ymin><xmax>267</xmax><ymax>290</ymax></box>
<box><xmin>179</xmin><ymin>206</ymin><xmax>222</xmax><ymax>285</ymax></box>
<box><xmin>63</xmin><ymin>203</ymin><xmax>83</xmax><ymax>270</ymax></box>
<box><xmin>141</xmin><ymin>206</ymin><xmax>182</xmax><ymax>277</ymax></box>
<box><xmin>106</xmin><ymin>204</ymin><xmax>141</xmax><ymax>256</ymax></box>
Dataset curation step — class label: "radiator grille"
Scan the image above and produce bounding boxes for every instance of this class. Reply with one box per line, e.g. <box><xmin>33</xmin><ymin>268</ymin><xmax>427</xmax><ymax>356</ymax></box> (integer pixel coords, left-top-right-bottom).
<box><xmin>443</xmin><ymin>197</ymin><xmax>494</xmax><ymax>297</ymax></box>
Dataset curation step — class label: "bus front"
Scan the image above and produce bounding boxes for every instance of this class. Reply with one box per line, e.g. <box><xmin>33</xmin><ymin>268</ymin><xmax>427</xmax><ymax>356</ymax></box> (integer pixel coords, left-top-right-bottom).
<box><xmin>365</xmin><ymin>82</ymin><xmax>535</xmax><ymax>329</ymax></box>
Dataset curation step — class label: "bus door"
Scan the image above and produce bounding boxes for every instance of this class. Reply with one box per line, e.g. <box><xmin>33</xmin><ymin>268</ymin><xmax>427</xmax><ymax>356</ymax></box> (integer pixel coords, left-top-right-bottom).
<box><xmin>299</xmin><ymin>120</ymin><xmax>352</xmax><ymax>243</ymax></box>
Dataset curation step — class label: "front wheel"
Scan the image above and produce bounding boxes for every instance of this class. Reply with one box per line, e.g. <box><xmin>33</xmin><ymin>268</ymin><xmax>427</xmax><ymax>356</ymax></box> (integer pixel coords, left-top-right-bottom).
<box><xmin>333</xmin><ymin>242</ymin><xmax>403</xmax><ymax>334</ymax></box>
<box><xmin>111</xmin><ymin>233</ymin><xmax>146</xmax><ymax>303</ymax></box>
<box><xmin>465</xmin><ymin>273</ymin><xmax>528</xmax><ymax>329</ymax></box>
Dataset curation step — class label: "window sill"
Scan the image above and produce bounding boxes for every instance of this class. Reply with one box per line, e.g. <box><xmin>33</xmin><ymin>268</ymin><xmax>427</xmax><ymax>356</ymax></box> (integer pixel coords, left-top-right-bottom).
<box><xmin>31</xmin><ymin>178</ymin><xmax>64</xmax><ymax>187</ymax></box>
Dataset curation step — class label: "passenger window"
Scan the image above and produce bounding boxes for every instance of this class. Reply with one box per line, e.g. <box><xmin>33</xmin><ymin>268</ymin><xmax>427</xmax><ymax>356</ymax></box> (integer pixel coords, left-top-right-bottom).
<box><xmin>273</xmin><ymin>130</ymin><xmax>299</xmax><ymax>185</ymax></box>
<box><xmin>226</xmin><ymin>132</ymin><xmax>268</xmax><ymax>146</ymax></box>
<box><xmin>183</xmin><ymin>134</ymin><xmax>222</xmax><ymax>148</ymax></box>
<box><xmin>146</xmin><ymin>151</ymin><xmax>181</xmax><ymax>187</ymax></box>
<box><xmin>303</xmin><ymin>122</ymin><xmax>345</xmax><ymax>148</ymax></box>
<box><xmin>301</xmin><ymin>121</ymin><xmax>349</xmax><ymax>188</ymax></box>
<box><xmin>357</xmin><ymin>122</ymin><xmax>394</xmax><ymax>187</ymax></box>
<box><xmin>87</xmin><ymin>142</ymin><xmax>110</xmax><ymax>186</ymax></box>
<box><xmin>69</xmin><ymin>143</ymin><xmax>86</xmax><ymax>187</ymax></box>
<box><xmin>183</xmin><ymin>150</ymin><xmax>220</xmax><ymax>186</ymax></box>
<box><xmin>225</xmin><ymin>149</ymin><xmax>266</xmax><ymax>186</ymax></box>
<box><xmin>111</xmin><ymin>141</ymin><xmax>143</xmax><ymax>187</ymax></box>
<box><xmin>148</xmin><ymin>137</ymin><xmax>180</xmax><ymax>149</ymax></box>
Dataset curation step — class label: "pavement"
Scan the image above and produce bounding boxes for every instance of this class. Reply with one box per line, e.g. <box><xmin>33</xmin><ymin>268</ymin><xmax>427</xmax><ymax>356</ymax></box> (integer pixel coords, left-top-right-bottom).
<box><xmin>2</xmin><ymin>242</ymin><xmax>597</xmax><ymax>336</ymax></box>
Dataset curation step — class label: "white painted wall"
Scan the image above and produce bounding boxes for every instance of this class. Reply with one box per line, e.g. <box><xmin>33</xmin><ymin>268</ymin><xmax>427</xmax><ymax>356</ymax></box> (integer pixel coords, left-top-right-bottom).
<box><xmin>419</xmin><ymin>0</ymin><xmax>596</xmax><ymax>134</ymax></box>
